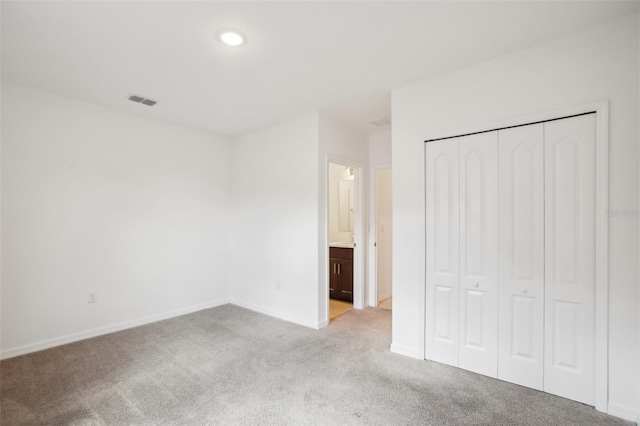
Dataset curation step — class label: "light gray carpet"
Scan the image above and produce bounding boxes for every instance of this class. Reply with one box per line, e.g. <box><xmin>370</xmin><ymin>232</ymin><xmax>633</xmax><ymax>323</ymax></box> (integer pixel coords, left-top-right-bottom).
<box><xmin>0</xmin><ymin>305</ymin><xmax>631</xmax><ymax>425</ymax></box>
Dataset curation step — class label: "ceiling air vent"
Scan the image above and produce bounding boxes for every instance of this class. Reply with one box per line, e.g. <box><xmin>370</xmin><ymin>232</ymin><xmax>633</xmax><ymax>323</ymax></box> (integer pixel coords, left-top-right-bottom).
<box><xmin>128</xmin><ymin>93</ymin><xmax>158</xmax><ymax>107</ymax></box>
<box><xmin>370</xmin><ymin>118</ymin><xmax>391</xmax><ymax>127</ymax></box>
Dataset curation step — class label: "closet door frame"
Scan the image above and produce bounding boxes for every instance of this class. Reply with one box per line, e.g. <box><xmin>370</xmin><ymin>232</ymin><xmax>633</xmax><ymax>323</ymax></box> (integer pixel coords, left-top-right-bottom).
<box><xmin>422</xmin><ymin>100</ymin><xmax>609</xmax><ymax>413</ymax></box>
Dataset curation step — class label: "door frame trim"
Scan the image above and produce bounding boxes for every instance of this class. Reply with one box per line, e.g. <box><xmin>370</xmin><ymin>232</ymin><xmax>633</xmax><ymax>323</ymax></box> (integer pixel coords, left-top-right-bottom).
<box><xmin>422</xmin><ymin>100</ymin><xmax>609</xmax><ymax>413</ymax></box>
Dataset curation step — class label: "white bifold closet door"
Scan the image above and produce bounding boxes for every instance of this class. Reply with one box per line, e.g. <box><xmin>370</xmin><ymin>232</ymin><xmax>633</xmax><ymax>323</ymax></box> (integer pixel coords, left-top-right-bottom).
<box><xmin>425</xmin><ymin>133</ymin><xmax>498</xmax><ymax>377</ymax></box>
<box><xmin>497</xmin><ymin>124</ymin><xmax>545</xmax><ymax>390</ymax></box>
<box><xmin>543</xmin><ymin>114</ymin><xmax>596</xmax><ymax>406</ymax></box>
<box><xmin>458</xmin><ymin>133</ymin><xmax>498</xmax><ymax>377</ymax></box>
<box><xmin>425</xmin><ymin>139</ymin><xmax>460</xmax><ymax>367</ymax></box>
<box><xmin>425</xmin><ymin>113</ymin><xmax>596</xmax><ymax>406</ymax></box>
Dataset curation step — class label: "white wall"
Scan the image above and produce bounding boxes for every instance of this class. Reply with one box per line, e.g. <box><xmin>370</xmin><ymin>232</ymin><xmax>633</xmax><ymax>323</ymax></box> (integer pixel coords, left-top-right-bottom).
<box><xmin>229</xmin><ymin>113</ymin><xmax>320</xmax><ymax>328</ymax></box>
<box><xmin>392</xmin><ymin>13</ymin><xmax>639</xmax><ymax>420</ymax></box>
<box><xmin>318</xmin><ymin>115</ymin><xmax>368</xmax><ymax>318</ymax></box>
<box><xmin>369</xmin><ymin>129</ymin><xmax>392</xmax><ymax>166</ymax></box>
<box><xmin>1</xmin><ymin>83</ymin><xmax>233</xmax><ymax>358</ymax></box>
<box><xmin>0</xmin><ymin>95</ymin><xmax>366</xmax><ymax>354</ymax></box>
<box><xmin>319</xmin><ymin>115</ymin><xmax>370</xmax><ymax>168</ymax></box>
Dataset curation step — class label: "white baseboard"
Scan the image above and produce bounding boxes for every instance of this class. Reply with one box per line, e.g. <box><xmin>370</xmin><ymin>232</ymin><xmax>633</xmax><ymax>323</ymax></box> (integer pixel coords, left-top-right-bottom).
<box><xmin>229</xmin><ymin>298</ymin><xmax>322</xmax><ymax>330</ymax></box>
<box><xmin>390</xmin><ymin>342</ymin><xmax>423</xmax><ymax>360</ymax></box>
<box><xmin>608</xmin><ymin>401</ymin><xmax>638</xmax><ymax>423</ymax></box>
<box><xmin>378</xmin><ymin>291</ymin><xmax>392</xmax><ymax>302</ymax></box>
<box><xmin>0</xmin><ymin>298</ymin><xmax>231</xmax><ymax>360</ymax></box>
<box><xmin>3</xmin><ymin>298</ymin><xmax>348</xmax><ymax>360</ymax></box>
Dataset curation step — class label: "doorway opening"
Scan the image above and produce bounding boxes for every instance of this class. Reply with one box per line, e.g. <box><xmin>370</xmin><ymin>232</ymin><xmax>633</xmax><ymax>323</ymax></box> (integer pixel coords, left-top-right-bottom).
<box><xmin>368</xmin><ymin>165</ymin><xmax>393</xmax><ymax>311</ymax></box>
<box><xmin>375</xmin><ymin>167</ymin><xmax>392</xmax><ymax>311</ymax></box>
<box><xmin>328</xmin><ymin>162</ymin><xmax>358</xmax><ymax>320</ymax></box>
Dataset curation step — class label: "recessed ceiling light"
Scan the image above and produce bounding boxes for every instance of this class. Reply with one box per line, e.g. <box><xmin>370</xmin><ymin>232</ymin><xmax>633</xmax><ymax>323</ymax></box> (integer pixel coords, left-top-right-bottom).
<box><xmin>218</xmin><ymin>30</ymin><xmax>245</xmax><ymax>47</ymax></box>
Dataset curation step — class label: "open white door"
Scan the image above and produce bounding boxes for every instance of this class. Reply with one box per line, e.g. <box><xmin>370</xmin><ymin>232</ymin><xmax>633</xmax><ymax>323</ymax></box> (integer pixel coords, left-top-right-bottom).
<box><xmin>375</xmin><ymin>168</ymin><xmax>393</xmax><ymax>304</ymax></box>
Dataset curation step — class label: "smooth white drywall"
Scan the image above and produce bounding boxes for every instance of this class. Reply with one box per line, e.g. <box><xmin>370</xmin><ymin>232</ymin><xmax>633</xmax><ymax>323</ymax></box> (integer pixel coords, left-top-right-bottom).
<box><xmin>392</xmin><ymin>13</ymin><xmax>639</xmax><ymax>419</ymax></box>
<box><xmin>318</xmin><ymin>115</ymin><xmax>368</xmax><ymax>318</ymax></box>
<box><xmin>369</xmin><ymin>129</ymin><xmax>392</xmax><ymax>166</ymax></box>
<box><xmin>320</xmin><ymin>115</ymin><xmax>370</xmax><ymax>164</ymax></box>
<box><xmin>328</xmin><ymin>163</ymin><xmax>354</xmax><ymax>244</ymax></box>
<box><xmin>1</xmin><ymin>83</ymin><xmax>232</xmax><ymax>357</ymax></box>
<box><xmin>229</xmin><ymin>113</ymin><xmax>320</xmax><ymax>328</ymax></box>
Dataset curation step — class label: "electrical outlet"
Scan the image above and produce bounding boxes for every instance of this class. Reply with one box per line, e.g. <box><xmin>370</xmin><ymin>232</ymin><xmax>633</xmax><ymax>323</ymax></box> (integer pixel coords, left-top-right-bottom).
<box><xmin>88</xmin><ymin>292</ymin><xmax>97</xmax><ymax>304</ymax></box>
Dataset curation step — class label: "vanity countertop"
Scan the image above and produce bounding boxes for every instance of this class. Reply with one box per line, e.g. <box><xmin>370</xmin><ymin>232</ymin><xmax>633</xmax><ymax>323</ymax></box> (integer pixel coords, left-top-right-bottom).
<box><xmin>329</xmin><ymin>242</ymin><xmax>354</xmax><ymax>248</ymax></box>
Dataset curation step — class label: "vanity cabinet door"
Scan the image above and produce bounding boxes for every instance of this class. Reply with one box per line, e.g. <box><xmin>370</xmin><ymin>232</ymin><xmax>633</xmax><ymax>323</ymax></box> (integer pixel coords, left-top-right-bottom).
<box><xmin>329</xmin><ymin>259</ymin><xmax>340</xmax><ymax>299</ymax></box>
<box><xmin>329</xmin><ymin>247</ymin><xmax>354</xmax><ymax>303</ymax></box>
<box><xmin>338</xmin><ymin>259</ymin><xmax>353</xmax><ymax>302</ymax></box>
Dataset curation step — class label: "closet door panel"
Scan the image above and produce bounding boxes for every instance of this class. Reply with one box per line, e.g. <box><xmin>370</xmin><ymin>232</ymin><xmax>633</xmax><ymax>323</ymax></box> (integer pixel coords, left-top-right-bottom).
<box><xmin>544</xmin><ymin>114</ymin><xmax>596</xmax><ymax>405</ymax></box>
<box><xmin>425</xmin><ymin>139</ymin><xmax>460</xmax><ymax>366</ymax></box>
<box><xmin>458</xmin><ymin>132</ymin><xmax>498</xmax><ymax>378</ymax></box>
<box><xmin>497</xmin><ymin>124</ymin><xmax>544</xmax><ymax>390</ymax></box>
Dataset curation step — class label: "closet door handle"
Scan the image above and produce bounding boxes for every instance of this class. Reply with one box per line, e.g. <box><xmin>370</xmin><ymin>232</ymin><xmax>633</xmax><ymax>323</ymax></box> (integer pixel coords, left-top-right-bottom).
<box><xmin>333</xmin><ymin>264</ymin><xmax>336</xmax><ymax>274</ymax></box>
<box><xmin>338</xmin><ymin>264</ymin><xmax>341</xmax><ymax>274</ymax></box>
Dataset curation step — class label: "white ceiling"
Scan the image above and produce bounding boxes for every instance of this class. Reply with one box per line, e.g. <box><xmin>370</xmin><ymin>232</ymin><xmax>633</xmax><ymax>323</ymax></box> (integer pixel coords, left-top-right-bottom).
<box><xmin>2</xmin><ymin>1</ymin><xmax>638</xmax><ymax>136</ymax></box>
